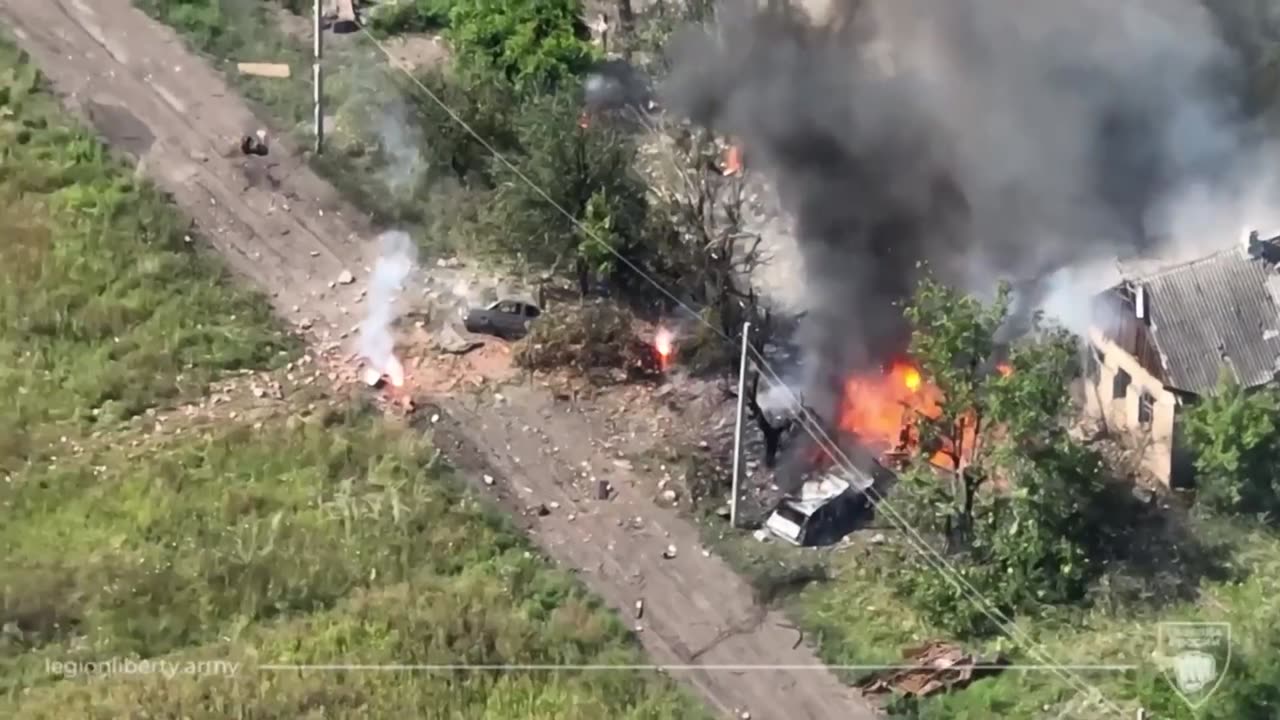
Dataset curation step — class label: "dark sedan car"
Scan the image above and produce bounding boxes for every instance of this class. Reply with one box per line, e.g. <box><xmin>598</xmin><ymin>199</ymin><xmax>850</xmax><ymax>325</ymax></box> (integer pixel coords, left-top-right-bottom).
<box><xmin>461</xmin><ymin>298</ymin><xmax>542</xmax><ymax>340</ymax></box>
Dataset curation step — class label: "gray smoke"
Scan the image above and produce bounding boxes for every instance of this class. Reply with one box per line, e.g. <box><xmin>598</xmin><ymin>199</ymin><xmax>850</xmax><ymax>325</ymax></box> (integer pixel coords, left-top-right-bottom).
<box><xmin>663</xmin><ymin>0</ymin><xmax>1278</xmax><ymax>422</ymax></box>
<box><xmin>359</xmin><ymin>230</ymin><xmax>418</xmax><ymax>375</ymax></box>
<box><xmin>377</xmin><ymin>99</ymin><xmax>426</xmax><ymax>198</ymax></box>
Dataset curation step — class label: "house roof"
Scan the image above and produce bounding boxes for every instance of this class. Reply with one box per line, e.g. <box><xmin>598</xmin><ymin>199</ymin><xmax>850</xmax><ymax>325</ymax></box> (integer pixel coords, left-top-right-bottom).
<box><xmin>1127</xmin><ymin>241</ymin><xmax>1280</xmax><ymax>395</ymax></box>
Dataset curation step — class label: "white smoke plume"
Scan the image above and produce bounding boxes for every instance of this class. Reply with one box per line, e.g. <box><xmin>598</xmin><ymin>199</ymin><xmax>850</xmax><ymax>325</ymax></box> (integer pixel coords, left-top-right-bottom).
<box><xmin>359</xmin><ymin>230</ymin><xmax>418</xmax><ymax>376</ymax></box>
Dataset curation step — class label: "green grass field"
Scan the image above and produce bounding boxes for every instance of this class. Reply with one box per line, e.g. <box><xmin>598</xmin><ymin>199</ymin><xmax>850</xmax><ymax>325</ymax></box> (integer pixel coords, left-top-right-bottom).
<box><xmin>0</xmin><ymin>36</ymin><xmax>702</xmax><ymax>719</ymax></box>
<box><xmin>117</xmin><ymin>3</ymin><xmax>1280</xmax><ymax>717</ymax></box>
<box><xmin>700</xmin><ymin>493</ymin><xmax>1280</xmax><ymax>718</ymax></box>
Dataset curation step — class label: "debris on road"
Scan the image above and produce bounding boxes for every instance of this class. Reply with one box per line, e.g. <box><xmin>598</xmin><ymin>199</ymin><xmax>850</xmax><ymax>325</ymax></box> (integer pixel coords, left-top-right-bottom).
<box><xmin>239</xmin><ymin>131</ymin><xmax>269</xmax><ymax>156</ymax></box>
<box><xmin>436</xmin><ymin>324</ymin><xmax>483</xmax><ymax>355</ymax></box>
<box><xmin>857</xmin><ymin>640</ymin><xmax>1007</xmax><ymax>698</ymax></box>
<box><xmin>236</xmin><ymin>62</ymin><xmax>291</xmax><ymax>78</ymax></box>
<box><xmin>483</xmin><ymin>474</ymin><xmax>495</xmax><ymax>486</ymax></box>
<box><xmin>594</xmin><ymin>479</ymin><xmax>611</xmax><ymax>500</ymax></box>
<box><xmin>634</xmin><ymin>599</ymin><xmax>644</xmax><ymax>619</ymax></box>
<box><xmin>662</xmin><ymin>544</ymin><xmax>678</xmax><ymax>559</ymax></box>
<box><xmin>337</xmin><ymin>269</ymin><xmax>355</xmax><ymax>285</ymax></box>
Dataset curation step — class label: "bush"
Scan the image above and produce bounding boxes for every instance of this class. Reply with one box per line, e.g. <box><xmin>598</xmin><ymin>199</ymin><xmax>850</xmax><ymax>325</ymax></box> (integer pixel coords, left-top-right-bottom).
<box><xmin>447</xmin><ymin>0</ymin><xmax>597</xmax><ymax>91</ymax></box>
<box><xmin>367</xmin><ymin>0</ymin><xmax>454</xmax><ymax>36</ymax></box>
<box><xmin>1184</xmin><ymin>374</ymin><xmax>1280</xmax><ymax>518</ymax></box>
<box><xmin>514</xmin><ymin>301</ymin><xmax>658</xmax><ymax>378</ymax></box>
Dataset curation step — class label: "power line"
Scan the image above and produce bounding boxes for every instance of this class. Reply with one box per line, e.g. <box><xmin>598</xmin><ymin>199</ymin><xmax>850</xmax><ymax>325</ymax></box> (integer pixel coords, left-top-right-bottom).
<box><xmin>355</xmin><ymin>24</ymin><xmax>1127</xmax><ymax>717</ymax></box>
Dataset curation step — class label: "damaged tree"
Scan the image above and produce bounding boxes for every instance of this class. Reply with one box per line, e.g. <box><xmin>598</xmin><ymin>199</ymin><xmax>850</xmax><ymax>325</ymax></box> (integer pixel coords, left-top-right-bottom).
<box><xmin>742</xmin><ymin>332</ymin><xmax>790</xmax><ymax>468</ymax></box>
<box><xmin>644</xmin><ymin>121</ymin><xmax>774</xmax><ymax>369</ymax></box>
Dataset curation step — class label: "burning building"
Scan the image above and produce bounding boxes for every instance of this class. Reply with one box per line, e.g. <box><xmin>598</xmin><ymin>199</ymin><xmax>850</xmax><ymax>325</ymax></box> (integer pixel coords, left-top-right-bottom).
<box><xmin>1085</xmin><ymin>231</ymin><xmax>1280</xmax><ymax>486</ymax></box>
<box><xmin>664</xmin><ymin>0</ymin><xmax>1272</xmax><ymax>468</ymax></box>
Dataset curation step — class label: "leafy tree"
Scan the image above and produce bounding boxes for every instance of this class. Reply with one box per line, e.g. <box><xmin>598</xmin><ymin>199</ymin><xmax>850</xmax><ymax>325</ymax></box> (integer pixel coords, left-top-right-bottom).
<box><xmin>892</xmin><ymin>277</ymin><xmax>1107</xmax><ymax>635</ymax></box>
<box><xmin>402</xmin><ymin>68</ymin><xmax>521</xmax><ymax>186</ymax></box>
<box><xmin>447</xmin><ymin>0</ymin><xmax>598</xmax><ymax>92</ymax></box>
<box><xmin>1183</xmin><ymin>373</ymin><xmax>1280</xmax><ymax>518</ymax></box>
<box><xmin>479</xmin><ymin>90</ymin><xmax>648</xmax><ymax>291</ymax></box>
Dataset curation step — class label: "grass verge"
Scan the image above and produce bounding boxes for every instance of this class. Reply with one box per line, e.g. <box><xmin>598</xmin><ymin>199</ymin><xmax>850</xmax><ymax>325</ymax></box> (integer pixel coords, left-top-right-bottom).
<box><xmin>0</xmin><ymin>32</ymin><xmax>704</xmax><ymax>718</ymax></box>
<box><xmin>0</xmin><ymin>38</ymin><xmax>289</xmax><ymax>475</ymax></box>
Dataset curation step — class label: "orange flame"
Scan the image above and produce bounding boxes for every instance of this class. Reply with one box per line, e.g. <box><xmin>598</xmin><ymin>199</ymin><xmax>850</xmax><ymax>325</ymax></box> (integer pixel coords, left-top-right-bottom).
<box><xmin>654</xmin><ymin>327</ymin><xmax>675</xmax><ymax>370</ymax></box>
<box><xmin>838</xmin><ymin>361</ymin><xmax>941</xmax><ymax>452</ymax></box>
<box><xmin>995</xmin><ymin>361</ymin><xmax>1013</xmax><ymax>377</ymax></box>
<box><xmin>722</xmin><ymin>144</ymin><xmax>743</xmax><ymax>176</ymax></box>
<box><xmin>837</xmin><ymin>360</ymin><xmax>981</xmax><ymax>470</ymax></box>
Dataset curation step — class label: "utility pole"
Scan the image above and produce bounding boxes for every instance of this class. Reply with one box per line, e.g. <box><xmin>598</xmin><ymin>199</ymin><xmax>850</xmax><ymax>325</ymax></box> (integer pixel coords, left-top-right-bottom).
<box><xmin>313</xmin><ymin>0</ymin><xmax>324</xmax><ymax>154</ymax></box>
<box><xmin>730</xmin><ymin>321</ymin><xmax>751</xmax><ymax>529</ymax></box>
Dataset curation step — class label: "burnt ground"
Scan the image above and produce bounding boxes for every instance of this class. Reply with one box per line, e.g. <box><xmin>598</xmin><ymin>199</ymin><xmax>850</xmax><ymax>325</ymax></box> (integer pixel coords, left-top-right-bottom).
<box><xmin>0</xmin><ymin>1</ymin><xmax>878</xmax><ymax>718</ymax></box>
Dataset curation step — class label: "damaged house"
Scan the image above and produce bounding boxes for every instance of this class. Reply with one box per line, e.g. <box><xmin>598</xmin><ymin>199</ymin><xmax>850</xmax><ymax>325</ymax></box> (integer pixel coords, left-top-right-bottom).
<box><xmin>1084</xmin><ymin>232</ymin><xmax>1280</xmax><ymax>486</ymax></box>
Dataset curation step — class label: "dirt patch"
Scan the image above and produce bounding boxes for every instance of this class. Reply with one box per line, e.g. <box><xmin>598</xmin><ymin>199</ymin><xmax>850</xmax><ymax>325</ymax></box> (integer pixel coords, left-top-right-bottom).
<box><xmin>382</xmin><ymin>34</ymin><xmax>449</xmax><ymax>72</ymax></box>
<box><xmin>0</xmin><ymin>2</ymin><xmax>879</xmax><ymax>717</ymax></box>
<box><xmin>84</xmin><ymin>99</ymin><xmax>154</xmax><ymax>157</ymax></box>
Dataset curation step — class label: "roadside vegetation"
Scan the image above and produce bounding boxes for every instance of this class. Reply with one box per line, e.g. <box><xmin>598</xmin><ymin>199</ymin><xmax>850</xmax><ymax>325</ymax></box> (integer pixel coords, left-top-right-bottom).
<box><xmin>698</xmin><ymin>278</ymin><xmax>1280</xmax><ymax>718</ymax></box>
<box><xmin>0</xmin><ymin>39</ymin><xmax>287</xmax><ymax>476</ymax></box>
<box><xmin>118</xmin><ymin>0</ymin><xmax>1280</xmax><ymax>717</ymax></box>
<box><xmin>0</xmin><ymin>35</ymin><xmax>702</xmax><ymax>718</ymax></box>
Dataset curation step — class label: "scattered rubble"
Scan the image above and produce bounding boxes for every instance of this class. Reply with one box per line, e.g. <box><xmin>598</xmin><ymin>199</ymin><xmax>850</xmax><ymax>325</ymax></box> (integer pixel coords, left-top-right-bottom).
<box><xmin>857</xmin><ymin>640</ymin><xmax>1007</xmax><ymax>698</ymax></box>
<box><xmin>337</xmin><ymin>269</ymin><xmax>355</xmax><ymax>285</ymax></box>
<box><xmin>662</xmin><ymin>544</ymin><xmax>678</xmax><ymax>559</ymax></box>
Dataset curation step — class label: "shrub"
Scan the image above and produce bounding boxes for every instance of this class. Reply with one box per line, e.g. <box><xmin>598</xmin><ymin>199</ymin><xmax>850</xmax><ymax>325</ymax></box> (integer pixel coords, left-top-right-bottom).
<box><xmin>514</xmin><ymin>301</ymin><xmax>658</xmax><ymax>378</ymax></box>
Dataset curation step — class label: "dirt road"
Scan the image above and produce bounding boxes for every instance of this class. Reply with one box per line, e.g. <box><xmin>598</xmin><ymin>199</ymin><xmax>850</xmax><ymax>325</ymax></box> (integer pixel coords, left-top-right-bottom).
<box><xmin>0</xmin><ymin>1</ymin><xmax>878</xmax><ymax>718</ymax></box>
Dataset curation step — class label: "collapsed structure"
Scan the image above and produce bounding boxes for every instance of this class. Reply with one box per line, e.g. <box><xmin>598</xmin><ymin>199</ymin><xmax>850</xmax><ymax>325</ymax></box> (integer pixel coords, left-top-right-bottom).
<box><xmin>1085</xmin><ymin>231</ymin><xmax>1280</xmax><ymax>486</ymax></box>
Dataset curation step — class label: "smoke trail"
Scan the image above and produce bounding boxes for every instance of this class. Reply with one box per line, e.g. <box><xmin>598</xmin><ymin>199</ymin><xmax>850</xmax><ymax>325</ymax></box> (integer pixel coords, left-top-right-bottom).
<box><xmin>663</xmin><ymin>0</ymin><xmax>1277</xmax><ymax>421</ymax></box>
<box><xmin>359</xmin><ymin>230</ymin><xmax>418</xmax><ymax>375</ymax></box>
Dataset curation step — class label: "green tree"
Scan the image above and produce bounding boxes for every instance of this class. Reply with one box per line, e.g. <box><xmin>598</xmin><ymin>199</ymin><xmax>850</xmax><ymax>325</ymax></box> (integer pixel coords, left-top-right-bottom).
<box><xmin>1183</xmin><ymin>373</ymin><xmax>1280</xmax><ymax>518</ymax></box>
<box><xmin>447</xmin><ymin>0</ymin><xmax>598</xmax><ymax>91</ymax></box>
<box><xmin>893</xmin><ymin>277</ymin><xmax>1105</xmax><ymax>635</ymax></box>
<box><xmin>479</xmin><ymin>90</ymin><xmax>648</xmax><ymax>290</ymax></box>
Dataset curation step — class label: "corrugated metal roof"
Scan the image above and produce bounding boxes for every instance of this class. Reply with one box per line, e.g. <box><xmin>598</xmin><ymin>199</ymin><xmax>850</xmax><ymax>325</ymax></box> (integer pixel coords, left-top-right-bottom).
<box><xmin>1137</xmin><ymin>247</ymin><xmax>1280</xmax><ymax>394</ymax></box>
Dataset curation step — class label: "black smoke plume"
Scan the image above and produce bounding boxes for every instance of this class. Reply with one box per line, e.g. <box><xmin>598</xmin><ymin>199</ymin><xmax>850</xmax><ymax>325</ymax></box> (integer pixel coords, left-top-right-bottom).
<box><xmin>663</xmin><ymin>0</ymin><xmax>1268</xmax><ymax>426</ymax></box>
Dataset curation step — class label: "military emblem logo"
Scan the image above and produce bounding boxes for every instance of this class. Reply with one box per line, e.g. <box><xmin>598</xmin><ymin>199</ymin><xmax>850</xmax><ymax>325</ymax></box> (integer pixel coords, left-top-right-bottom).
<box><xmin>1156</xmin><ymin>622</ymin><xmax>1231</xmax><ymax>710</ymax></box>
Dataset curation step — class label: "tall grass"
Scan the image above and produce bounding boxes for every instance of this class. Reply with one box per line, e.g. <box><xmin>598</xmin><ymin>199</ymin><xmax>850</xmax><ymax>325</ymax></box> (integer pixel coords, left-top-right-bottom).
<box><xmin>0</xmin><ymin>33</ymin><xmax>702</xmax><ymax>718</ymax></box>
<box><xmin>1</xmin><ymin>410</ymin><xmax>700</xmax><ymax>718</ymax></box>
<box><xmin>0</xmin><ymin>40</ymin><xmax>289</xmax><ymax>474</ymax></box>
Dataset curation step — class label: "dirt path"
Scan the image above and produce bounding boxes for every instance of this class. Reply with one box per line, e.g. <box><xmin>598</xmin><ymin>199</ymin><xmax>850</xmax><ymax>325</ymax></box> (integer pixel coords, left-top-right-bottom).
<box><xmin>0</xmin><ymin>2</ymin><xmax>878</xmax><ymax>718</ymax></box>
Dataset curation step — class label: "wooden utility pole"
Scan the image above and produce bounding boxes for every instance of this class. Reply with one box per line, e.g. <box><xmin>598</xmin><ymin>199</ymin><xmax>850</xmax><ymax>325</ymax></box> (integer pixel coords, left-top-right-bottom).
<box><xmin>313</xmin><ymin>0</ymin><xmax>323</xmax><ymax>153</ymax></box>
<box><xmin>730</xmin><ymin>321</ymin><xmax>751</xmax><ymax>528</ymax></box>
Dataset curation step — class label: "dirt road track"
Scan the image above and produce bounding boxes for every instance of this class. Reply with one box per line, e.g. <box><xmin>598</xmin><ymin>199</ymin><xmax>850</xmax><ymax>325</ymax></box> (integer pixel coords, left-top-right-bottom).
<box><xmin>0</xmin><ymin>1</ymin><xmax>878</xmax><ymax>717</ymax></box>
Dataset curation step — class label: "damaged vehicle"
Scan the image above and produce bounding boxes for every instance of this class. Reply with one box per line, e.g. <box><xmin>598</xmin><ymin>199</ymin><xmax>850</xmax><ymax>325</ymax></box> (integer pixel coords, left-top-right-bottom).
<box><xmin>461</xmin><ymin>298</ymin><xmax>542</xmax><ymax>340</ymax></box>
<box><xmin>765</xmin><ymin>470</ymin><xmax>872</xmax><ymax>547</ymax></box>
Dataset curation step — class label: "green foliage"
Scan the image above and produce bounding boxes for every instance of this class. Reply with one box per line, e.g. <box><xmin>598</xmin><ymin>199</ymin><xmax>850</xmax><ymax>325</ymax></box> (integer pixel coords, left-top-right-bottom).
<box><xmin>0</xmin><ymin>37</ymin><xmax>701</xmax><ymax>718</ymax></box>
<box><xmin>896</xmin><ymin>277</ymin><xmax>1106</xmax><ymax>636</ymax></box>
<box><xmin>0</xmin><ymin>410</ymin><xmax>700</xmax><ymax>718</ymax></box>
<box><xmin>578</xmin><ymin>189</ymin><xmax>619</xmax><ymax>278</ymax></box>
<box><xmin>1183</xmin><ymin>373</ymin><xmax>1280</xmax><ymax>518</ymax></box>
<box><xmin>514</xmin><ymin>300</ymin><xmax>657</xmax><ymax>378</ymax></box>
<box><xmin>447</xmin><ymin>0</ymin><xmax>598</xmax><ymax>91</ymax></box>
<box><xmin>0</xmin><ymin>39</ymin><xmax>287</xmax><ymax>474</ymax></box>
<box><xmin>478</xmin><ymin>90</ymin><xmax>649</xmax><ymax>281</ymax></box>
<box><xmin>368</xmin><ymin>0</ymin><xmax>454</xmax><ymax>35</ymax></box>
